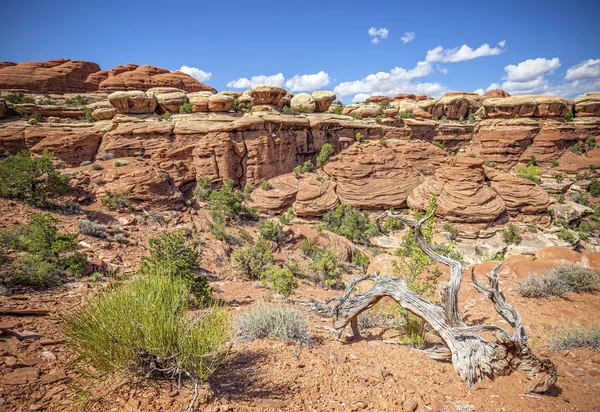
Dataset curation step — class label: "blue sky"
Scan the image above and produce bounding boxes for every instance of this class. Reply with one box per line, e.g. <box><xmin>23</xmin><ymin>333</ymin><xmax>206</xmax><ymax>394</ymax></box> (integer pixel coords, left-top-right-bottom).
<box><xmin>1</xmin><ymin>0</ymin><xmax>599</xmax><ymax>102</ymax></box>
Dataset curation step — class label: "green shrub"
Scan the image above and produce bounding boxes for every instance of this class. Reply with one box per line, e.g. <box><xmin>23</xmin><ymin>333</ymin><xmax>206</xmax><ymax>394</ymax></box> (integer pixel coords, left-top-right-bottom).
<box><xmin>65</xmin><ymin>95</ymin><xmax>88</xmax><ymax>107</ymax></box>
<box><xmin>236</xmin><ymin>304</ymin><xmax>311</xmax><ymax>344</ymax></box>
<box><xmin>514</xmin><ymin>114</ymin><xmax>520</xmax><ymax>119</ymax></box>
<box><xmin>113</xmin><ymin>159</ymin><xmax>128</xmax><ymax>167</ymax></box>
<box><xmin>260</xmin><ymin>180</ymin><xmax>273</xmax><ymax>191</ymax></box>
<box><xmin>557</xmin><ymin>193</ymin><xmax>566</xmax><ymax>203</ymax></box>
<box><xmin>301</xmin><ymin>160</ymin><xmax>314</xmax><ymax>173</ymax></box>
<box><xmin>141</xmin><ymin>230</ymin><xmax>211</xmax><ymax>305</ymax></box>
<box><xmin>502</xmin><ymin>223</ymin><xmax>521</xmax><ymax>244</ymax></box>
<box><xmin>91</xmin><ymin>163</ymin><xmax>103</xmax><ymax>171</ymax></box>
<box><xmin>233</xmin><ymin>239</ymin><xmax>274</xmax><ymax>279</ymax></box>
<box><xmin>352</xmin><ymin>251</ymin><xmax>370</xmax><ymax>272</ymax></box>
<box><xmin>590</xmin><ymin>179</ymin><xmax>600</xmax><ymax>198</ymax></box>
<box><xmin>161</xmin><ymin>111</ymin><xmax>171</xmax><ymax>120</ymax></box>
<box><xmin>1</xmin><ymin>213</ymin><xmax>86</xmax><ymax>288</ymax></box>
<box><xmin>299</xmin><ymin>237</ymin><xmax>321</xmax><ymax>259</ymax></box>
<box><xmin>351</xmin><ymin>113</ymin><xmax>363</xmax><ymax>120</ymax></box>
<box><xmin>551</xmin><ymin>158</ymin><xmax>559</xmax><ymax>168</ymax></box>
<box><xmin>557</xmin><ymin>228</ymin><xmax>577</xmax><ymax>243</ymax></box>
<box><xmin>443</xmin><ymin>222</ymin><xmax>459</xmax><ymax>240</ymax></box>
<box><xmin>310</xmin><ymin>249</ymin><xmax>343</xmax><ymax>288</ymax></box>
<box><xmin>293</xmin><ymin>165</ymin><xmax>302</xmax><ymax>179</ymax></box>
<box><xmin>64</xmin><ymin>274</ymin><xmax>229</xmax><ymax>382</ymax></box>
<box><xmin>29</xmin><ymin>111</ymin><xmax>43</xmax><ymax>122</ymax></box>
<box><xmin>516</xmin><ymin>164</ymin><xmax>541</xmax><ymax>183</ymax></box>
<box><xmin>4</xmin><ymin>92</ymin><xmax>35</xmax><ymax>104</ymax></box>
<box><xmin>431</xmin><ymin>141</ymin><xmax>445</xmax><ymax>149</ymax></box>
<box><xmin>321</xmin><ymin>204</ymin><xmax>377</xmax><ymax>244</ymax></box>
<box><xmin>379</xmin><ymin>138</ymin><xmax>387</xmax><ymax>147</ymax></box>
<box><xmin>316</xmin><ymin>143</ymin><xmax>334</xmax><ymax>168</ymax></box>
<box><xmin>355</xmin><ymin>132</ymin><xmax>365</xmax><ymax>143</ymax></box>
<box><xmin>566</xmin><ymin>111</ymin><xmax>574</xmax><ymax>121</ymax></box>
<box><xmin>260</xmin><ymin>265</ymin><xmax>297</xmax><ymax>298</ymax></box>
<box><xmin>380</xmin><ymin>216</ymin><xmax>404</xmax><ymax>233</ymax></box>
<box><xmin>333</xmin><ymin>104</ymin><xmax>344</xmax><ymax>115</ymax></box>
<box><xmin>179</xmin><ymin>103</ymin><xmax>193</xmax><ymax>114</ymax></box>
<box><xmin>259</xmin><ymin>220</ymin><xmax>283</xmax><ymax>243</ymax></box>
<box><xmin>193</xmin><ymin>177</ymin><xmax>213</xmax><ymax>201</ymax></box>
<box><xmin>230</xmin><ymin>98</ymin><xmax>252</xmax><ymax>113</ymax></box>
<box><xmin>589</xmin><ymin>164</ymin><xmax>598</xmax><ymax>172</ymax></box>
<box><xmin>519</xmin><ymin>264</ymin><xmax>598</xmax><ymax>298</ymax></box>
<box><xmin>571</xmin><ymin>138</ymin><xmax>596</xmax><ymax>155</ymax></box>
<box><xmin>571</xmin><ymin>192</ymin><xmax>589</xmax><ymax>206</ymax></box>
<box><xmin>83</xmin><ymin>107</ymin><xmax>94</xmax><ymax>122</ymax></box>
<box><xmin>101</xmin><ymin>192</ymin><xmax>131</xmax><ymax>210</ymax></box>
<box><xmin>397</xmin><ymin>111</ymin><xmax>414</xmax><ymax>119</ymax></box>
<box><xmin>38</xmin><ymin>95</ymin><xmax>56</xmax><ymax>106</ymax></box>
<box><xmin>207</xmin><ymin>180</ymin><xmax>257</xmax><ymax>220</ymax></box>
<box><xmin>77</xmin><ymin>219</ymin><xmax>108</xmax><ymax>238</ymax></box>
<box><xmin>0</xmin><ymin>151</ymin><xmax>71</xmax><ymax>206</ymax></box>
<box><xmin>528</xmin><ymin>155</ymin><xmax>538</xmax><ymax>166</ymax></box>
<box><xmin>208</xmin><ymin>211</ymin><xmax>227</xmax><ymax>242</ymax></box>
<box><xmin>278</xmin><ymin>207</ymin><xmax>295</xmax><ymax>226</ymax></box>
<box><xmin>549</xmin><ymin>328</ymin><xmax>600</xmax><ymax>351</ymax></box>
<box><xmin>483</xmin><ymin>160</ymin><xmax>496</xmax><ymax>168</ymax></box>
<box><xmin>555</xmin><ymin>172</ymin><xmax>564</xmax><ymax>183</ymax></box>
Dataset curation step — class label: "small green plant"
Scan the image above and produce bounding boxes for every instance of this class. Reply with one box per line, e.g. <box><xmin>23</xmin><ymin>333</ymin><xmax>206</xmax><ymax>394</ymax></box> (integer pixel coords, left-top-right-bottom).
<box><xmin>179</xmin><ymin>102</ymin><xmax>193</xmax><ymax>114</ymax></box>
<box><xmin>278</xmin><ymin>207</ymin><xmax>294</xmax><ymax>226</ymax></box>
<box><xmin>83</xmin><ymin>108</ymin><xmax>94</xmax><ymax>122</ymax></box>
<box><xmin>355</xmin><ymin>132</ymin><xmax>365</xmax><ymax>143</ymax></box>
<box><xmin>321</xmin><ymin>204</ymin><xmax>377</xmax><ymax>245</ymax></box>
<box><xmin>161</xmin><ymin>111</ymin><xmax>171</xmax><ymax>120</ymax></box>
<box><xmin>208</xmin><ymin>211</ymin><xmax>227</xmax><ymax>241</ymax></box>
<box><xmin>352</xmin><ymin>251</ymin><xmax>370</xmax><ymax>272</ymax></box>
<box><xmin>443</xmin><ymin>222</ymin><xmax>459</xmax><ymax>240</ymax></box>
<box><xmin>469</xmin><ymin>153</ymin><xmax>476</xmax><ymax>158</ymax></box>
<box><xmin>260</xmin><ymin>266</ymin><xmax>297</xmax><ymax>298</ymax></box>
<box><xmin>483</xmin><ymin>160</ymin><xmax>496</xmax><ymax>168</ymax></box>
<box><xmin>236</xmin><ymin>304</ymin><xmax>311</xmax><ymax>344</ymax></box>
<box><xmin>293</xmin><ymin>165</ymin><xmax>302</xmax><ymax>179</ymax></box>
<box><xmin>554</xmin><ymin>172</ymin><xmax>564</xmax><ymax>183</ymax></box>
<box><xmin>557</xmin><ymin>193</ymin><xmax>566</xmax><ymax>203</ymax></box>
<box><xmin>549</xmin><ymin>328</ymin><xmax>600</xmax><ymax>351</ymax></box>
<box><xmin>300</xmin><ymin>160</ymin><xmax>314</xmax><ymax>173</ymax></box>
<box><xmin>260</xmin><ymin>180</ymin><xmax>273</xmax><ymax>191</ymax></box>
<box><xmin>590</xmin><ymin>179</ymin><xmax>600</xmax><ymax>198</ymax></box>
<box><xmin>316</xmin><ymin>143</ymin><xmax>334</xmax><ymax>168</ymax></box>
<box><xmin>0</xmin><ymin>151</ymin><xmax>71</xmax><ymax>206</ymax></box>
<box><xmin>66</xmin><ymin>95</ymin><xmax>88</xmax><ymax>107</ymax></box>
<box><xmin>28</xmin><ymin>111</ymin><xmax>43</xmax><ymax>122</ymax></box>
<box><xmin>77</xmin><ymin>219</ymin><xmax>108</xmax><ymax>238</ymax></box>
<box><xmin>514</xmin><ymin>114</ymin><xmax>520</xmax><ymax>119</ymax></box>
<box><xmin>101</xmin><ymin>192</ymin><xmax>132</xmax><ymax>210</ymax></box>
<box><xmin>431</xmin><ymin>141</ymin><xmax>445</xmax><ymax>150</ymax></box>
<box><xmin>528</xmin><ymin>155</ymin><xmax>538</xmax><ymax>166</ymax></box>
<box><xmin>571</xmin><ymin>192</ymin><xmax>589</xmax><ymax>206</ymax></box>
<box><xmin>113</xmin><ymin>159</ymin><xmax>129</xmax><ymax>167</ymax></box>
<box><xmin>589</xmin><ymin>164</ymin><xmax>598</xmax><ymax>173</ymax></box>
<box><xmin>466</xmin><ymin>112</ymin><xmax>475</xmax><ymax>123</ymax></box>
<box><xmin>380</xmin><ymin>216</ymin><xmax>404</xmax><ymax>233</ymax></box>
<box><xmin>91</xmin><ymin>163</ymin><xmax>103</xmax><ymax>171</ymax></box>
<box><xmin>351</xmin><ymin>113</ymin><xmax>363</xmax><ymax>120</ymax></box>
<box><xmin>516</xmin><ymin>164</ymin><xmax>542</xmax><ymax>183</ymax></box>
<box><xmin>518</xmin><ymin>264</ymin><xmax>598</xmax><ymax>298</ymax></box>
<box><xmin>566</xmin><ymin>110</ymin><xmax>574</xmax><ymax>121</ymax></box>
<box><xmin>207</xmin><ymin>180</ymin><xmax>257</xmax><ymax>220</ymax></box>
<box><xmin>4</xmin><ymin>92</ymin><xmax>36</xmax><ymax>104</ymax></box>
<box><xmin>259</xmin><ymin>219</ymin><xmax>283</xmax><ymax>243</ymax></box>
<box><xmin>38</xmin><ymin>94</ymin><xmax>56</xmax><ymax>105</ymax></box>
<box><xmin>233</xmin><ymin>239</ymin><xmax>274</xmax><ymax>279</ymax></box>
<box><xmin>551</xmin><ymin>158</ymin><xmax>560</xmax><ymax>168</ymax></box>
<box><xmin>397</xmin><ymin>111</ymin><xmax>414</xmax><ymax>119</ymax></box>
<box><xmin>379</xmin><ymin>138</ymin><xmax>387</xmax><ymax>147</ymax></box>
<box><xmin>333</xmin><ymin>104</ymin><xmax>344</xmax><ymax>115</ymax></box>
<box><xmin>193</xmin><ymin>177</ymin><xmax>213</xmax><ymax>201</ymax></box>
<box><xmin>557</xmin><ymin>228</ymin><xmax>577</xmax><ymax>243</ymax></box>
<box><xmin>503</xmin><ymin>223</ymin><xmax>521</xmax><ymax>245</ymax></box>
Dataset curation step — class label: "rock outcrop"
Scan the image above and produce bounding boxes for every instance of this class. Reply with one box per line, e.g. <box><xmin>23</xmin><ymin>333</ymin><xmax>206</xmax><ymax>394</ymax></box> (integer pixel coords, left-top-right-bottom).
<box><xmin>108</xmin><ymin>91</ymin><xmax>158</xmax><ymax>114</ymax></box>
<box><xmin>312</xmin><ymin>91</ymin><xmax>336</xmax><ymax>113</ymax></box>
<box><xmin>484</xmin><ymin>89</ymin><xmax>510</xmax><ymax>98</ymax></box>
<box><xmin>574</xmin><ymin>93</ymin><xmax>600</xmax><ymax>117</ymax></box>
<box><xmin>293</xmin><ymin>174</ymin><xmax>339</xmax><ymax>216</ymax></box>
<box><xmin>483</xmin><ymin>95</ymin><xmax>573</xmax><ymax>119</ymax></box>
<box><xmin>146</xmin><ymin>87</ymin><xmax>187</xmax><ymax>113</ymax></box>
<box><xmin>291</xmin><ymin>93</ymin><xmax>316</xmax><ymax>113</ymax></box>
<box><xmin>485</xmin><ymin>167</ymin><xmax>550</xmax><ymax>215</ymax></box>
<box><xmin>98</xmin><ymin>65</ymin><xmax>215</xmax><ymax>93</ymax></box>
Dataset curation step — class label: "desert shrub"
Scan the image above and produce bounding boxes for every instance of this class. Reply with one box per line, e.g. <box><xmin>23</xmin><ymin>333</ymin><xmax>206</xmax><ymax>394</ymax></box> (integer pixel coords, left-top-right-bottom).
<box><xmin>316</xmin><ymin>143</ymin><xmax>334</xmax><ymax>168</ymax></box>
<box><xmin>528</xmin><ymin>155</ymin><xmax>538</xmax><ymax>166</ymax></box>
<box><xmin>193</xmin><ymin>177</ymin><xmax>213</xmax><ymax>201</ymax></box>
<box><xmin>38</xmin><ymin>95</ymin><xmax>56</xmax><ymax>105</ymax></box>
<box><xmin>397</xmin><ymin>111</ymin><xmax>414</xmax><ymax>119</ymax></box>
<box><xmin>236</xmin><ymin>304</ymin><xmax>311</xmax><ymax>344</ymax></box>
<box><xmin>590</xmin><ymin>179</ymin><xmax>600</xmax><ymax>198</ymax></box>
<box><xmin>355</xmin><ymin>132</ymin><xmax>365</xmax><ymax>143</ymax></box>
<box><xmin>77</xmin><ymin>219</ymin><xmax>108</xmax><ymax>238</ymax></box>
<box><xmin>299</xmin><ymin>237</ymin><xmax>321</xmax><ymax>259</ymax></box>
<box><xmin>259</xmin><ymin>219</ymin><xmax>283</xmax><ymax>243</ymax></box>
<box><xmin>113</xmin><ymin>159</ymin><xmax>128</xmax><ymax>167</ymax></box>
<box><xmin>432</xmin><ymin>141</ymin><xmax>445</xmax><ymax>149</ymax></box>
<box><xmin>278</xmin><ymin>207</ymin><xmax>295</xmax><ymax>226</ymax></box>
<box><xmin>516</xmin><ymin>164</ymin><xmax>541</xmax><ymax>183</ymax></box>
<box><xmin>260</xmin><ymin>180</ymin><xmax>273</xmax><ymax>191</ymax></box>
<box><xmin>0</xmin><ymin>213</ymin><xmax>86</xmax><ymax>288</ymax></box>
<box><xmin>161</xmin><ymin>111</ymin><xmax>171</xmax><ymax>120</ymax></box>
<box><xmin>483</xmin><ymin>160</ymin><xmax>496</xmax><ymax>168</ymax></box>
<box><xmin>549</xmin><ymin>328</ymin><xmax>600</xmax><ymax>351</ymax></box>
<box><xmin>351</xmin><ymin>113</ymin><xmax>363</xmax><ymax>120</ymax></box>
<box><xmin>140</xmin><ymin>230</ymin><xmax>211</xmax><ymax>305</ymax></box>
<box><xmin>91</xmin><ymin>163</ymin><xmax>103</xmax><ymax>171</ymax></box>
<box><xmin>29</xmin><ymin>111</ymin><xmax>43</xmax><ymax>122</ymax></box>
<box><xmin>519</xmin><ymin>264</ymin><xmax>598</xmax><ymax>298</ymax></box>
<box><xmin>260</xmin><ymin>265</ymin><xmax>297</xmax><ymax>298</ymax></box>
<box><xmin>4</xmin><ymin>92</ymin><xmax>35</xmax><ymax>104</ymax></box>
<box><xmin>380</xmin><ymin>215</ymin><xmax>404</xmax><ymax>233</ymax></box>
<box><xmin>571</xmin><ymin>191</ymin><xmax>589</xmax><ymax>206</ymax></box>
<box><xmin>310</xmin><ymin>249</ymin><xmax>343</xmax><ymax>288</ymax></box>
<box><xmin>208</xmin><ymin>211</ymin><xmax>227</xmax><ymax>242</ymax></box>
<box><xmin>503</xmin><ymin>223</ymin><xmax>521</xmax><ymax>244</ymax></box>
<box><xmin>379</xmin><ymin>138</ymin><xmax>387</xmax><ymax>147</ymax></box>
<box><xmin>557</xmin><ymin>228</ymin><xmax>577</xmax><ymax>243</ymax></box>
<box><xmin>66</xmin><ymin>95</ymin><xmax>88</xmax><ymax>107</ymax></box>
<box><xmin>555</xmin><ymin>172</ymin><xmax>564</xmax><ymax>183</ymax></box>
<box><xmin>321</xmin><ymin>204</ymin><xmax>377</xmax><ymax>244</ymax></box>
<box><xmin>233</xmin><ymin>239</ymin><xmax>274</xmax><ymax>279</ymax></box>
<box><xmin>208</xmin><ymin>180</ymin><xmax>256</xmax><ymax>220</ymax></box>
<box><xmin>179</xmin><ymin>102</ymin><xmax>193</xmax><ymax>114</ymax></box>
<box><xmin>101</xmin><ymin>192</ymin><xmax>131</xmax><ymax>210</ymax></box>
<box><xmin>80</xmin><ymin>161</ymin><xmax>92</xmax><ymax>167</ymax></box>
<box><xmin>566</xmin><ymin>111</ymin><xmax>574</xmax><ymax>121</ymax></box>
<box><xmin>551</xmin><ymin>158</ymin><xmax>560</xmax><ymax>168</ymax></box>
<box><xmin>352</xmin><ymin>251</ymin><xmax>370</xmax><ymax>272</ymax></box>
<box><xmin>333</xmin><ymin>104</ymin><xmax>344</xmax><ymax>115</ymax></box>
<box><xmin>301</xmin><ymin>160</ymin><xmax>314</xmax><ymax>173</ymax></box>
<box><xmin>64</xmin><ymin>274</ymin><xmax>229</xmax><ymax>382</ymax></box>
<box><xmin>83</xmin><ymin>107</ymin><xmax>94</xmax><ymax>122</ymax></box>
<box><xmin>557</xmin><ymin>193</ymin><xmax>566</xmax><ymax>203</ymax></box>
<box><xmin>0</xmin><ymin>151</ymin><xmax>71</xmax><ymax>206</ymax></box>
<box><xmin>443</xmin><ymin>222</ymin><xmax>459</xmax><ymax>240</ymax></box>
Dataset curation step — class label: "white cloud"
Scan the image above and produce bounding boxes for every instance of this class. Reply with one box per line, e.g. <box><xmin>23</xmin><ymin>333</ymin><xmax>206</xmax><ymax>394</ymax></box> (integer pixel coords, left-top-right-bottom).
<box><xmin>474</xmin><ymin>88</ymin><xmax>484</xmax><ymax>95</ymax></box>
<box><xmin>285</xmin><ymin>71</ymin><xmax>330</xmax><ymax>92</ymax></box>
<box><xmin>401</xmin><ymin>32</ymin><xmax>415</xmax><ymax>44</ymax></box>
<box><xmin>503</xmin><ymin>57</ymin><xmax>560</xmax><ymax>82</ymax></box>
<box><xmin>425</xmin><ymin>42</ymin><xmax>506</xmax><ymax>63</ymax></box>
<box><xmin>486</xmin><ymin>83</ymin><xmax>502</xmax><ymax>91</ymax></box>
<box><xmin>565</xmin><ymin>59</ymin><xmax>600</xmax><ymax>81</ymax></box>
<box><xmin>178</xmin><ymin>65</ymin><xmax>212</xmax><ymax>82</ymax></box>
<box><xmin>368</xmin><ymin>27</ymin><xmax>388</xmax><ymax>44</ymax></box>
<box><xmin>333</xmin><ymin>61</ymin><xmax>448</xmax><ymax>101</ymax></box>
<box><xmin>227</xmin><ymin>73</ymin><xmax>285</xmax><ymax>88</ymax></box>
<box><xmin>498</xmin><ymin>40</ymin><xmax>506</xmax><ymax>48</ymax></box>
<box><xmin>437</xmin><ymin>65</ymin><xmax>448</xmax><ymax>74</ymax></box>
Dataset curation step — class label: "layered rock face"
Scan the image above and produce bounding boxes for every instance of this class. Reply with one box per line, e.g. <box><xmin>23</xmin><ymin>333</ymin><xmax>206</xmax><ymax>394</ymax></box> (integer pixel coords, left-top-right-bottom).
<box><xmin>0</xmin><ymin>59</ymin><xmax>215</xmax><ymax>94</ymax></box>
<box><xmin>483</xmin><ymin>95</ymin><xmax>573</xmax><ymax>118</ymax></box>
<box><xmin>0</xmin><ymin>59</ymin><xmax>101</xmax><ymax>93</ymax></box>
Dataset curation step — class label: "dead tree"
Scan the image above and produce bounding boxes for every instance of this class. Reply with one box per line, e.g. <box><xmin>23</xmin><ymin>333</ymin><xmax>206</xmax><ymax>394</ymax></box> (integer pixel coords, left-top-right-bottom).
<box><xmin>316</xmin><ymin>210</ymin><xmax>557</xmax><ymax>393</ymax></box>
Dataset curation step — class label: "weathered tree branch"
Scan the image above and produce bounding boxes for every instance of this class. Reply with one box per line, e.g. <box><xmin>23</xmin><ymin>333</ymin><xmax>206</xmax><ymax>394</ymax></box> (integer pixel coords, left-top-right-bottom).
<box><xmin>318</xmin><ymin>210</ymin><xmax>557</xmax><ymax>393</ymax></box>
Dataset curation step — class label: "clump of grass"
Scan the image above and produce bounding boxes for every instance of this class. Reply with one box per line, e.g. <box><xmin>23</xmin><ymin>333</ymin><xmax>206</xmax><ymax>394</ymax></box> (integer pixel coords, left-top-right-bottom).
<box><xmin>101</xmin><ymin>192</ymin><xmax>131</xmax><ymax>210</ymax></box>
<box><xmin>77</xmin><ymin>219</ymin><xmax>108</xmax><ymax>238</ymax></box>
<box><xmin>549</xmin><ymin>328</ymin><xmax>600</xmax><ymax>351</ymax></box>
<box><xmin>519</xmin><ymin>264</ymin><xmax>599</xmax><ymax>298</ymax></box>
<box><xmin>113</xmin><ymin>159</ymin><xmax>129</xmax><ymax>167</ymax></box>
<box><xmin>236</xmin><ymin>304</ymin><xmax>311</xmax><ymax>344</ymax></box>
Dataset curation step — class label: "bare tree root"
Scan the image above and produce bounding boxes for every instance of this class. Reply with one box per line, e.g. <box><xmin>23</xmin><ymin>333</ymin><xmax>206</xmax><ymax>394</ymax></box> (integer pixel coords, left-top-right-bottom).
<box><xmin>311</xmin><ymin>210</ymin><xmax>557</xmax><ymax>394</ymax></box>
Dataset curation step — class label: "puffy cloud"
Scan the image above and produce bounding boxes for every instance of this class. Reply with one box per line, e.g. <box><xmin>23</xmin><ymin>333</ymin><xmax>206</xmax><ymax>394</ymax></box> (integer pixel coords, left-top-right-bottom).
<box><xmin>333</xmin><ymin>61</ymin><xmax>448</xmax><ymax>101</ymax></box>
<box><xmin>486</xmin><ymin>83</ymin><xmax>502</xmax><ymax>91</ymax></box>
<box><xmin>401</xmin><ymin>32</ymin><xmax>415</xmax><ymax>44</ymax></box>
<box><xmin>178</xmin><ymin>65</ymin><xmax>212</xmax><ymax>82</ymax></box>
<box><xmin>426</xmin><ymin>42</ymin><xmax>506</xmax><ymax>63</ymax></box>
<box><xmin>226</xmin><ymin>73</ymin><xmax>285</xmax><ymax>88</ymax></box>
<box><xmin>565</xmin><ymin>59</ymin><xmax>600</xmax><ymax>81</ymax></box>
<box><xmin>474</xmin><ymin>88</ymin><xmax>484</xmax><ymax>95</ymax></box>
<box><xmin>502</xmin><ymin>77</ymin><xmax>549</xmax><ymax>94</ymax></box>
<box><xmin>368</xmin><ymin>27</ymin><xmax>388</xmax><ymax>44</ymax></box>
<box><xmin>285</xmin><ymin>71</ymin><xmax>330</xmax><ymax>92</ymax></box>
<box><xmin>504</xmin><ymin>57</ymin><xmax>560</xmax><ymax>82</ymax></box>
<box><xmin>498</xmin><ymin>40</ymin><xmax>506</xmax><ymax>48</ymax></box>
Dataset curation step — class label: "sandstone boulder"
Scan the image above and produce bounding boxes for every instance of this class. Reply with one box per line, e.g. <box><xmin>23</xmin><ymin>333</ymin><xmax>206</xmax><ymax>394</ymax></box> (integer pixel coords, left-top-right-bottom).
<box><xmin>312</xmin><ymin>91</ymin><xmax>336</xmax><ymax>113</ymax></box>
<box><xmin>208</xmin><ymin>93</ymin><xmax>234</xmax><ymax>112</ymax></box>
<box><xmin>548</xmin><ymin>200</ymin><xmax>594</xmax><ymax>223</ymax></box>
<box><xmin>146</xmin><ymin>87</ymin><xmax>187</xmax><ymax>113</ymax></box>
<box><xmin>484</xmin><ymin>89</ymin><xmax>510</xmax><ymax>98</ymax></box>
<box><xmin>408</xmin><ymin>158</ymin><xmax>506</xmax><ymax>223</ymax></box>
<box><xmin>249</xmin><ymin>85</ymin><xmax>286</xmax><ymax>106</ymax></box>
<box><xmin>293</xmin><ymin>174</ymin><xmax>339</xmax><ymax>217</ymax></box>
<box><xmin>239</xmin><ymin>91</ymin><xmax>252</xmax><ymax>104</ymax></box>
<box><xmin>367</xmin><ymin>95</ymin><xmax>393</xmax><ymax>104</ymax></box>
<box><xmin>394</xmin><ymin>93</ymin><xmax>416</xmax><ymax>100</ymax></box>
<box><xmin>574</xmin><ymin>93</ymin><xmax>600</xmax><ymax>117</ymax></box>
<box><xmin>485</xmin><ymin>167</ymin><xmax>549</xmax><ymax>214</ymax></box>
<box><xmin>279</xmin><ymin>92</ymin><xmax>294</xmax><ymax>108</ymax></box>
<box><xmin>108</xmin><ymin>90</ymin><xmax>158</xmax><ymax>114</ymax></box>
<box><xmin>290</xmin><ymin>93</ymin><xmax>316</xmax><ymax>113</ymax></box>
<box><xmin>483</xmin><ymin>95</ymin><xmax>573</xmax><ymax>118</ymax></box>
<box><xmin>0</xmin><ymin>58</ymin><xmax>101</xmax><ymax>93</ymax></box>
<box><xmin>246</xmin><ymin>175</ymin><xmax>299</xmax><ymax>213</ymax></box>
<box><xmin>92</xmin><ymin>107</ymin><xmax>116</xmax><ymax>121</ymax></box>
<box><xmin>188</xmin><ymin>91</ymin><xmax>213</xmax><ymax>112</ymax></box>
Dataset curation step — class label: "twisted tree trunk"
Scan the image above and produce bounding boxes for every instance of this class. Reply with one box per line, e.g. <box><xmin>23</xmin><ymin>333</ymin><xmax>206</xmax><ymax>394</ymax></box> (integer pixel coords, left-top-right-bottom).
<box><xmin>316</xmin><ymin>210</ymin><xmax>557</xmax><ymax>393</ymax></box>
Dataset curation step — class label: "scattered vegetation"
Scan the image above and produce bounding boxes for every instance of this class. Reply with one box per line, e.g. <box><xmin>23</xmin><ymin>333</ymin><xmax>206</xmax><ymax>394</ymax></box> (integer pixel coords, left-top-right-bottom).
<box><xmin>113</xmin><ymin>159</ymin><xmax>129</xmax><ymax>167</ymax></box>
<box><xmin>231</xmin><ymin>98</ymin><xmax>252</xmax><ymax>113</ymax></box>
<box><xmin>260</xmin><ymin>180</ymin><xmax>273</xmax><ymax>191</ymax></box>
<box><xmin>519</xmin><ymin>264</ymin><xmax>598</xmax><ymax>298</ymax></box>
<box><xmin>516</xmin><ymin>164</ymin><xmax>542</xmax><ymax>183</ymax></box>
<box><xmin>4</xmin><ymin>92</ymin><xmax>36</xmax><ymax>104</ymax></box>
<box><xmin>571</xmin><ymin>136</ymin><xmax>595</xmax><ymax>155</ymax></box>
<box><xmin>590</xmin><ymin>179</ymin><xmax>600</xmax><ymax>198</ymax></box>
<box><xmin>77</xmin><ymin>219</ymin><xmax>108</xmax><ymax>238</ymax></box>
<box><xmin>278</xmin><ymin>207</ymin><xmax>295</xmax><ymax>226</ymax></box>
<box><xmin>350</xmin><ymin>113</ymin><xmax>363</xmax><ymax>120</ymax></box>
<box><xmin>431</xmin><ymin>141</ymin><xmax>445</xmax><ymax>150</ymax></box>
<box><xmin>555</xmin><ymin>172</ymin><xmax>564</xmax><ymax>183</ymax></box>
<box><xmin>65</xmin><ymin>95</ymin><xmax>88</xmax><ymax>107</ymax></box>
<box><xmin>321</xmin><ymin>204</ymin><xmax>377</xmax><ymax>245</ymax></box>
<box><xmin>193</xmin><ymin>177</ymin><xmax>213</xmax><ymax>201</ymax></box>
<box><xmin>300</xmin><ymin>238</ymin><xmax>344</xmax><ymax>288</ymax></box>
<box><xmin>483</xmin><ymin>160</ymin><xmax>496</xmax><ymax>168</ymax></box>
<box><xmin>397</xmin><ymin>111</ymin><xmax>415</xmax><ymax>119</ymax></box>
<box><xmin>549</xmin><ymin>328</ymin><xmax>600</xmax><ymax>351</ymax></box>
<box><xmin>355</xmin><ymin>132</ymin><xmax>366</xmax><ymax>143</ymax></box>
<box><xmin>236</xmin><ymin>304</ymin><xmax>311</xmax><ymax>344</ymax></box>
<box><xmin>352</xmin><ymin>251</ymin><xmax>370</xmax><ymax>272</ymax></box>
<box><xmin>100</xmin><ymin>192</ymin><xmax>132</xmax><ymax>210</ymax></box>
<box><xmin>0</xmin><ymin>213</ymin><xmax>86</xmax><ymax>288</ymax></box>
<box><xmin>259</xmin><ymin>219</ymin><xmax>283</xmax><ymax>243</ymax></box>
<box><xmin>443</xmin><ymin>222</ymin><xmax>459</xmax><ymax>240</ymax></box>
<box><xmin>316</xmin><ymin>143</ymin><xmax>334</xmax><ymax>168</ymax></box>
<box><xmin>207</xmin><ymin>180</ymin><xmax>257</xmax><ymax>220</ymax></box>
<box><xmin>179</xmin><ymin>102</ymin><xmax>193</xmax><ymax>114</ymax></box>
<box><xmin>551</xmin><ymin>158</ymin><xmax>560</xmax><ymax>168</ymax></box>
<box><xmin>260</xmin><ymin>265</ymin><xmax>297</xmax><ymax>298</ymax></box>
<box><xmin>557</xmin><ymin>228</ymin><xmax>577</xmax><ymax>244</ymax></box>
<box><xmin>0</xmin><ymin>151</ymin><xmax>71</xmax><ymax>206</ymax></box>
<box><xmin>502</xmin><ymin>223</ymin><xmax>521</xmax><ymax>245</ymax></box>
<box><xmin>293</xmin><ymin>160</ymin><xmax>315</xmax><ymax>178</ymax></box>
<box><xmin>379</xmin><ymin>215</ymin><xmax>404</xmax><ymax>234</ymax></box>
<box><xmin>233</xmin><ymin>239</ymin><xmax>274</xmax><ymax>279</ymax></box>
